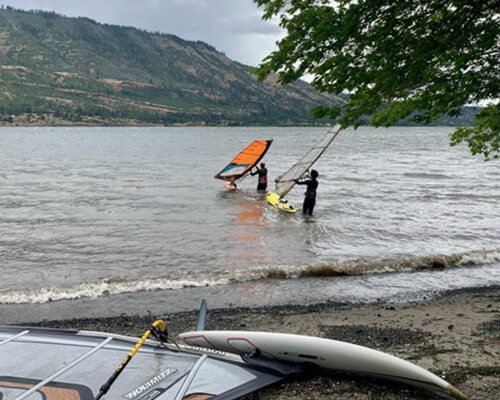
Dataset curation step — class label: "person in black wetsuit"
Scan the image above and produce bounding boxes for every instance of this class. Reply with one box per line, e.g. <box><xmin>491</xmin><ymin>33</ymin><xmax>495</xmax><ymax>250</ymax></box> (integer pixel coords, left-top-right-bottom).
<box><xmin>295</xmin><ymin>169</ymin><xmax>319</xmax><ymax>215</ymax></box>
<box><xmin>251</xmin><ymin>162</ymin><xmax>268</xmax><ymax>191</ymax></box>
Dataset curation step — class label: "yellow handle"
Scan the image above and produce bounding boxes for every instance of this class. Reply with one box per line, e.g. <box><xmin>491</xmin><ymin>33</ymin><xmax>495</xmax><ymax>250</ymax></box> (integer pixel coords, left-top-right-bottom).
<box><xmin>152</xmin><ymin>319</ymin><xmax>166</xmax><ymax>332</ymax></box>
<box><xmin>118</xmin><ymin>319</ymin><xmax>167</xmax><ymax>371</ymax></box>
<box><xmin>97</xmin><ymin>319</ymin><xmax>168</xmax><ymax>399</ymax></box>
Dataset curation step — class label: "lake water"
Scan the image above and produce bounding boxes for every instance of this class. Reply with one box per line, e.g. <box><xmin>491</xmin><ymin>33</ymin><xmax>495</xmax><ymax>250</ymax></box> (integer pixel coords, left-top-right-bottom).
<box><xmin>0</xmin><ymin>126</ymin><xmax>499</xmax><ymax>310</ymax></box>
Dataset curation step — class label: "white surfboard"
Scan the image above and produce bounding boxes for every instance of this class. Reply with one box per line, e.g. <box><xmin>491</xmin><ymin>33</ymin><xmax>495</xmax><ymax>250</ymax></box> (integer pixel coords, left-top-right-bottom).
<box><xmin>178</xmin><ymin>330</ymin><xmax>467</xmax><ymax>400</ymax></box>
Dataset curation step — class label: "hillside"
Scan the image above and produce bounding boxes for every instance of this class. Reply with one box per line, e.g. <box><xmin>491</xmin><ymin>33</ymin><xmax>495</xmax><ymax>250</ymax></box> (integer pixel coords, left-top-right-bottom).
<box><xmin>0</xmin><ymin>7</ymin><xmax>345</xmax><ymax>126</ymax></box>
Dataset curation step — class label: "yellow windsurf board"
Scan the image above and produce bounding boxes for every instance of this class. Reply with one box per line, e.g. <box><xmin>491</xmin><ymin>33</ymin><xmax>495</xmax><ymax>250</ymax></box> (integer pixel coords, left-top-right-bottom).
<box><xmin>266</xmin><ymin>191</ymin><xmax>297</xmax><ymax>213</ymax></box>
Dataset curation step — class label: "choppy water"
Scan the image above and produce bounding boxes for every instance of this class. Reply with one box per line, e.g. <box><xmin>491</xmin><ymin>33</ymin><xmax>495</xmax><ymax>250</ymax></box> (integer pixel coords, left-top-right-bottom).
<box><xmin>0</xmin><ymin>126</ymin><xmax>499</xmax><ymax>306</ymax></box>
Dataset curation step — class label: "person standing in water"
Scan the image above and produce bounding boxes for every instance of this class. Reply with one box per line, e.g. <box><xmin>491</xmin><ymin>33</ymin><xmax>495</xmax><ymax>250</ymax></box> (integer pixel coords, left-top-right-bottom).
<box><xmin>295</xmin><ymin>169</ymin><xmax>319</xmax><ymax>215</ymax></box>
<box><xmin>251</xmin><ymin>162</ymin><xmax>268</xmax><ymax>191</ymax></box>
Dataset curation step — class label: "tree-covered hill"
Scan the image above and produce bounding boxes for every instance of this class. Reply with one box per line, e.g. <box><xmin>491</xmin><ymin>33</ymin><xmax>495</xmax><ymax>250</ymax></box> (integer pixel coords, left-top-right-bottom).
<box><xmin>0</xmin><ymin>7</ymin><xmax>345</xmax><ymax>125</ymax></box>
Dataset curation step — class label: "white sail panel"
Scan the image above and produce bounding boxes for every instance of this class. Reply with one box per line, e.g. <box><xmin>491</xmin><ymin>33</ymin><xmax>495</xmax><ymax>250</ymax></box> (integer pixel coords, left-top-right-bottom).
<box><xmin>275</xmin><ymin>126</ymin><xmax>341</xmax><ymax>197</ymax></box>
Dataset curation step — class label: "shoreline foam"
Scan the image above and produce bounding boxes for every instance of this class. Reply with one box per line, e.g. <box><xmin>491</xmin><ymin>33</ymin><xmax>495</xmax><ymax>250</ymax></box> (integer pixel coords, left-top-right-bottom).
<box><xmin>2</xmin><ymin>248</ymin><xmax>499</xmax><ymax>305</ymax></box>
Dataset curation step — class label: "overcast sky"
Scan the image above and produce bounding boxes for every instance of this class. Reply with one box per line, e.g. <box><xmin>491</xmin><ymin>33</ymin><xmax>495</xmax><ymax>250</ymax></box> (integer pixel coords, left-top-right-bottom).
<box><xmin>3</xmin><ymin>0</ymin><xmax>284</xmax><ymax>66</ymax></box>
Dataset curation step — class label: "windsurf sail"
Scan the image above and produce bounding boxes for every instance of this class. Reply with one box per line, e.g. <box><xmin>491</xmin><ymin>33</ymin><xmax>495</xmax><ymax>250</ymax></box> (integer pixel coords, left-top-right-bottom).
<box><xmin>0</xmin><ymin>326</ymin><xmax>285</xmax><ymax>400</ymax></box>
<box><xmin>275</xmin><ymin>126</ymin><xmax>342</xmax><ymax>197</ymax></box>
<box><xmin>215</xmin><ymin>140</ymin><xmax>273</xmax><ymax>181</ymax></box>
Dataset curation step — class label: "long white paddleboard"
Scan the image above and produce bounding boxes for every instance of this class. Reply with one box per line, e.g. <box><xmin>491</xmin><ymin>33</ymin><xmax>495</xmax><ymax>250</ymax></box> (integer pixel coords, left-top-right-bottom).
<box><xmin>178</xmin><ymin>330</ymin><xmax>467</xmax><ymax>400</ymax></box>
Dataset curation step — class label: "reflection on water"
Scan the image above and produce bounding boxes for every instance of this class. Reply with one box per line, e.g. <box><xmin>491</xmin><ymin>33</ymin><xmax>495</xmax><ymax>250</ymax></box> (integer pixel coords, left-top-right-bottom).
<box><xmin>229</xmin><ymin>197</ymin><xmax>266</xmax><ymax>262</ymax></box>
<box><xmin>234</xmin><ymin>199</ymin><xmax>266</xmax><ymax>227</ymax></box>
<box><xmin>230</xmin><ymin>233</ymin><xmax>262</xmax><ymax>243</ymax></box>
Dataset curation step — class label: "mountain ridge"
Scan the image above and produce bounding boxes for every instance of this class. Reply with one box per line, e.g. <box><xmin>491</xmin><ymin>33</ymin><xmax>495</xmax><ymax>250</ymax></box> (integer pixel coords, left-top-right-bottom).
<box><xmin>0</xmin><ymin>7</ymin><xmax>344</xmax><ymax>126</ymax></box>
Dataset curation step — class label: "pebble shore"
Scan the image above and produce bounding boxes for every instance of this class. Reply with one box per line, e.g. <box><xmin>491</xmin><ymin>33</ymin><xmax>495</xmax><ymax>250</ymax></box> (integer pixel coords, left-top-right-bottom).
<box><xmin>28</xmin><ymin>286</ymin><xmax>500</xmax><ymax>400</ymax></box>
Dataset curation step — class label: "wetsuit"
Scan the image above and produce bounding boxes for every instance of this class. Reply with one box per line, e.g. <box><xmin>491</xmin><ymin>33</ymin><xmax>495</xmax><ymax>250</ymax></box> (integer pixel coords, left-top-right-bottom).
<box><xmin>253</xmin><ymin>167</ymin><xmax>268</xmax><ymax>191</ymax></box>
<box><xmin>296</xmin><ymin>178</ymin><xmax>318</xmax><ymax>215</ymax></box>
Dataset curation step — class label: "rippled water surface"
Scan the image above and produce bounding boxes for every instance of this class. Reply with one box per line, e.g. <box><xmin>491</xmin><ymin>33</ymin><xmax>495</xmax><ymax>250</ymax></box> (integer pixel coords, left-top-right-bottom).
<box><xmin>0</xmin><ymin>126</ymin><xmax>499</xmax><ymax>304</ymax></box>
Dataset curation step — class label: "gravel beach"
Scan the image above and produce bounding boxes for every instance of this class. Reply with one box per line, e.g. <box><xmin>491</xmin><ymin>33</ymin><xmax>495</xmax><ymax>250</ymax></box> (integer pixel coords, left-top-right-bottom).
<box><xmin>25</xmin><ymin>286</ymin><xmax>500</xmax><ymax>400</ymax></box>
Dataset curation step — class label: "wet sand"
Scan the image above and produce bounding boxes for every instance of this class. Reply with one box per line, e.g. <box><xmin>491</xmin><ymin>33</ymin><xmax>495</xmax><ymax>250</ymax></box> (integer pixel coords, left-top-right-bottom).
<box><xmin>26</xmin><ymin>286</ymin><xmax>500</xmax><ymax>399</ymax></box>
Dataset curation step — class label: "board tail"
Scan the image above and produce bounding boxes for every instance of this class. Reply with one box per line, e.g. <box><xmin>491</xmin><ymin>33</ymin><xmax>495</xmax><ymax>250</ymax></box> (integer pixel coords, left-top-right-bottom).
<box><xmin>448</xmin><ymin>384</ymin><xmax>468</xmax><ymax>400</ymax></box>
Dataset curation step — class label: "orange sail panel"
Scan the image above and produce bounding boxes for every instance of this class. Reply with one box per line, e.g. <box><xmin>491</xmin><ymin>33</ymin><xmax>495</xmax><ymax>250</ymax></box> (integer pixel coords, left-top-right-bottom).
<box><xmin>215</xmin><ymin>140</ymin><xmax>272</xmax><ymax>181</ymax></box>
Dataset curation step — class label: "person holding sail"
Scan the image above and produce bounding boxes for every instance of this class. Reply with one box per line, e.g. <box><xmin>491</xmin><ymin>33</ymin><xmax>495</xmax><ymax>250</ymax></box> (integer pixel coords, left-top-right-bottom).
<box><xmin>294</xmin><ymin>169</ymin><xmax>319</xmax><ymax>216</ymax></box>
<box><xmin>251</xmin><ymin>162</ymin><xmax>268</xmax><ymax>191</ymax></box>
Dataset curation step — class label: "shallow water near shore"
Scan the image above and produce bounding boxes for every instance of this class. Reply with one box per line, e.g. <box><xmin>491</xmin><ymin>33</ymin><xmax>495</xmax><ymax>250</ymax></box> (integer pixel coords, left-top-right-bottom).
<box><xmin>0</xmin><ymin>126</ymin><xmax>499</xmax><ymax>310</ymax></box>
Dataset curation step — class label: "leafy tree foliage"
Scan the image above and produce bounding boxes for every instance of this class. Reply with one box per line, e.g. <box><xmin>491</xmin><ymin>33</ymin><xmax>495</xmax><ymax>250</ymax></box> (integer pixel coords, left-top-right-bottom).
<box><xmin>254</xmin><ymin>0</ymin><xmax>499</xmax><ymax>158</ymax></box>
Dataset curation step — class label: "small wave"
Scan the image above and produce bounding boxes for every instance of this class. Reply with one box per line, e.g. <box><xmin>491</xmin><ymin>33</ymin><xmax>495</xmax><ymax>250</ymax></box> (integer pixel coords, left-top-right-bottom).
<box><xmin>1</xmin><ymin>249</ymin><xmax>499</xmax><ymax>305</ymax></box>
<box><xmin>291</xmin><ymin>249</ymin><xmax>500</xmax><ymax>278</ymax></box>
<box><xmin>403</xmin><ymin>172</ymin><xmax>452</xmax><ymax>179</ymax></box>
<box><xmin>230</xmin><ymin>248</ymin><xmax>500</xmax><ymax>280</ymax></box>
<box><xmin>0</xmin><ymin>278</ymin><xmax>231</xmax><ymax>305</ymax></box>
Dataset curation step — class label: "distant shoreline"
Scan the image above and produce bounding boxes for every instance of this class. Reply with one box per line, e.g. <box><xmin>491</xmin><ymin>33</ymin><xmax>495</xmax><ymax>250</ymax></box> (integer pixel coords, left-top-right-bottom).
<box><xmin>0</xmin><ymin>119</ymin><xmax>470</xmax><ymax>128</ymax></box>
<box><xmin>0</xmin><ymin>115</ymin><xmax>333</xmax><ymax>128</ymax></box>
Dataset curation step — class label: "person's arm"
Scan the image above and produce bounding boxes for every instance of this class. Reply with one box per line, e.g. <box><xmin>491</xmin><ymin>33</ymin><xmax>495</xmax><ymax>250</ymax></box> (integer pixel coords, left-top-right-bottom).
<box><xmin>250</xmin><ymin>167</ymin><xmax>259</xmax><ymax>176</ymax></box>
<box><xmin>295</xmin><ymin>179</ymin><xmax>308</xmax><ymax>185</ymax></box>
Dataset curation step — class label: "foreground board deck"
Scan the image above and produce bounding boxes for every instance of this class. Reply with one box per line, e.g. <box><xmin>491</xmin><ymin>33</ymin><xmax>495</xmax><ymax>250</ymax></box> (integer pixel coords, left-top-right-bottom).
<box><xmin>0</xmin><ymin>326</ymin><xmax>283</xmax><ymax>400</ymax></box>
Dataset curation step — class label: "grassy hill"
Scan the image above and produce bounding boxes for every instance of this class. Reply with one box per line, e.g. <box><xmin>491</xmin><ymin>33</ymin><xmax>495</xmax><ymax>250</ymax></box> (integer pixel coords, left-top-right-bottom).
<box><xmin>0</xmin><ymin>7</ymin><xmax>344</xmax><ymax>126</ymax></box>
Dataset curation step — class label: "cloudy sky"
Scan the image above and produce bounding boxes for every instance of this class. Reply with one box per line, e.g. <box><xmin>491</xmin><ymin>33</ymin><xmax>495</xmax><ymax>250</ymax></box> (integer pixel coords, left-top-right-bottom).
<box><xmin>3</xmin><ymin>0</ymin><xmax>284</xmax><ymax>66</ymax></box>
